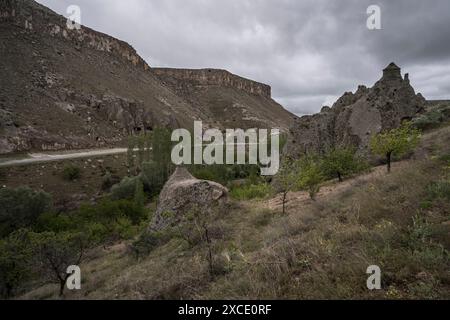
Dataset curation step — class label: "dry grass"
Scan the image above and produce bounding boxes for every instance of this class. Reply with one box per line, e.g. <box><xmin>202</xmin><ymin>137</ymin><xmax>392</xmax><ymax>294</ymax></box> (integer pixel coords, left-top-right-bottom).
<box><xmin>21</xmin><ymin>126</ymin><xmax>450</xmax><ymax>300</ymax></box>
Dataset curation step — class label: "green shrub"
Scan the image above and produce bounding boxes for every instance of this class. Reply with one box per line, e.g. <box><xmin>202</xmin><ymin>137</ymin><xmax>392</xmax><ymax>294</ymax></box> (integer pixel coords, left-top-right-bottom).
<box><xmin>0</xmin><ymin>187</ymin><xmax>53</xmax><ymax>238</ymax></box>
<box><xmin>34</xmin><ymin>198</ymin><xmax>147</xmax><ymax>245</ymax></box>
<box><xmin>230</xmin><ymin>183</ymin><xmax>273</xmax><ymax>200</ymax></box>
<box><xmin>131</xmin><ymin>231</ymin><xmax>170</xmax><ymax>259</ymax></box>
<box><xmin>189</xmin><ymin>164</ymin><xmax>261</xmax><ymax>185</ymax></box>
<box><xmin>111</xmin><ymin>176</ymin><xmax>141</xmax><ymax>201</ymax></box>
<box><xmin>370</xmin><ymin>122</ymin><xmax>421</xmax><ymax>173</ymax></box>
<box><xmin>321</xmin><ymin>147</ymin><xmax>369</xmax><ymax>182</ymax></box>
<box><xmin>426</xmin><ymin>181</ymin><xmax>450</xmax><ymax>201</ymax></box>
<box><xmin>140</xmin><ymin>161</ymin><xmax>166</xmax><ymax>195</ymax></box>
<box><xmin>412</xmin><ymin>105</ymin><xmax>450</xmax><ymax>130</ymax></box>
<box><xmin>0</xmin><ymin>229</ymin><xmax>33</xmax><ymax>298</ymax></box>
<box><xmin>62</xmin><ymin>165</ymin><xmax>81</xmax><ymax>181</ymax></box>
<box><xmin>101</xmin><ymin>172</ymin><xmax>121</xmax><ymax>191</ymax></box>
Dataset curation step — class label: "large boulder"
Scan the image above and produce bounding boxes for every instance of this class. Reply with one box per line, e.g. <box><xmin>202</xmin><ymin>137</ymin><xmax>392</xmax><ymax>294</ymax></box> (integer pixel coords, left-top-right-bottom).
<box><xmin>150</xmin><ymin>167</ymin><xmax>228</xmax><ymax>231</ymax></box>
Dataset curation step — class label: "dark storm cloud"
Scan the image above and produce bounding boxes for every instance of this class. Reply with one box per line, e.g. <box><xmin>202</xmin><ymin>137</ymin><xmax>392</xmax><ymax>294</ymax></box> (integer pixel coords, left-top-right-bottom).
<box><xmin>36</xmin><ymin>0</ymin><xmax>450</xmax><ymax>116</ymax></box>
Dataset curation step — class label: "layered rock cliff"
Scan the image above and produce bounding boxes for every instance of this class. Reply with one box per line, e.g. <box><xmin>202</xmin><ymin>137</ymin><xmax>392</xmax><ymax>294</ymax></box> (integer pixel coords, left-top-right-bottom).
<box><xmin>154</xmin><ymin>68</ymin><xmax>271</xmax><ymax>98</ymax></box>
<box><xmin>0</xmin><ymin>0</ymin><xmax>150</xmax><ymax>70</ymax></box>
<box><xmin>288</xmin><ymin>63</ymin><xmax>426</xmax><ymax>157</ymax></box>
<box><xmin>154</xmin><ymin>68</ymin><xmax>295</xmax><ymax>131</ymax></box>
<box><xmin>0</xmin><ymin>0</ymin><xmax>295</xmax><ymax>154</ymax></box>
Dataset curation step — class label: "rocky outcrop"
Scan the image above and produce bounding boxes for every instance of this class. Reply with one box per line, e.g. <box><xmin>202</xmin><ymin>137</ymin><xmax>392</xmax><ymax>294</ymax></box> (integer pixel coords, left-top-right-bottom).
<box><xmin>0</xmin><ymin>0</ymin><xmax>295</xmax><ymax>155</ymax></box>
<box><xmin>153</xmin><ymin>68</ymin><xmax>271</xmax><ymax>98</ymax></box>
<box><xmin>288</xmin><ymin>63</ymin><xmax>426</xmax><ymax>157</ymax></box>
<box><xmin>150</xmin><ymin>167</ymin><xmax>228</xmax><ymax>231</ymax></box>
<box><xmin>153</xmin><ymin>68</ymin><xmax>296</xmax><ymax>131</ymax></box>
<box><xmin>0</xmin><ymin>0</ymin><xmax>149</xmax><ymax>70</ymax></box>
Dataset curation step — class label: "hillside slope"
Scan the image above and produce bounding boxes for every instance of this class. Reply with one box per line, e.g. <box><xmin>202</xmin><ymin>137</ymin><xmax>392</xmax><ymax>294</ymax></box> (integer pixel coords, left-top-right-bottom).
<box><xmin>154</xmin><ymin>68</ymin><xmax>296</xmax><ymax>130</ymax></box>
<box><xmin>0</xmin><ymin>0</ymin><xmax>296</xmax><ymax>155</ymax></box>
<box><xmin>20</xmin><ymin>125</ymin><xmax>450</xmax><ymax>300</ymax></box>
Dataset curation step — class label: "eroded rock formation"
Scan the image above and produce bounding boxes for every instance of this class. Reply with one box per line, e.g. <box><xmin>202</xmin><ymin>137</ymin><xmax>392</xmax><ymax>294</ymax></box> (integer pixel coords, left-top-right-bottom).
<box><xmin>150</xmin><ymin>167</ymin><xmax>228</xmax><ymax>231</ymax></box>
<box><xmin>288</xmin><ymin>63</ymin><xmax>426</xmax><ymax>157</ymax></box>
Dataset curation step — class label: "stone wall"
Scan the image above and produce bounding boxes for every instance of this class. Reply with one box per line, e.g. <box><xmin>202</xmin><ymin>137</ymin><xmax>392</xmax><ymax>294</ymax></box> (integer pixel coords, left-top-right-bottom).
<box><xmin>153</xmin><ymin>68</ymin><xmax>272</xmax><ymax>98</ymax></box>
<box><xmin>0</xmin><ymin>0</ymin><xmax>150</xmax><ymax>70</ymax></box>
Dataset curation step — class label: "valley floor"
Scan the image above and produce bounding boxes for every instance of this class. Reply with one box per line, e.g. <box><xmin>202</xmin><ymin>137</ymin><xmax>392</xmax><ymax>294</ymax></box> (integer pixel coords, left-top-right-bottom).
<box><xmin>19</xmin><ymin>126</ymin><xmax>450</xmax><ymax>300</ymax></box>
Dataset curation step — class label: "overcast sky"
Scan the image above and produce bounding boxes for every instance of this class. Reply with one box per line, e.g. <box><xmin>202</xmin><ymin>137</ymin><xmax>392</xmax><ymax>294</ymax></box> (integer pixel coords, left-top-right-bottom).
<box><xmin>36</xmin><ymin>0</ymin><xmax>450</xmax><ymax>116</ymax></box>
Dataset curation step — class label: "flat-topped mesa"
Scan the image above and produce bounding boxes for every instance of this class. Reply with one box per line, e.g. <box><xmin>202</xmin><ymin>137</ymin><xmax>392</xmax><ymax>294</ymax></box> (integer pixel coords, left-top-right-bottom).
<box><xmin>153</xmin><ymin>68</ymin><xmax>272</xmax><ymax>99</ymax></box>
<box><xmin>0</xmin><ymin>0</ymin><xmax>150</xmax><ymax>70</ymax></box>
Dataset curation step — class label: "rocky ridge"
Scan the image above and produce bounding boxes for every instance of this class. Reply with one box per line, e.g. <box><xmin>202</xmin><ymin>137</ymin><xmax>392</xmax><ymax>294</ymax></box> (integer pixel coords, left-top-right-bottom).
<box><xmin>0</xmin><ymin>0</ymin><xmax>296</xmax><ymax>154</ymax></box>
<box><xmin>288</xmin><ymin>63</ymin><xmax>426</xmax><ymax>157</ymax></box>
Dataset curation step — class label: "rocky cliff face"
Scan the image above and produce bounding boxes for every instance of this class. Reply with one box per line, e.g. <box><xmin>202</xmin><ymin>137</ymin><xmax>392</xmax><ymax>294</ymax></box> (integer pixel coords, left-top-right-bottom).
<box><xmin>0</xmin><ymin>0</ymin><xmax>295</xmax><ymax>154</ymax></box>
<box><xmin>288</xmin><ymin>63</ymin><xmax>426</xmax><ymax>157</ymax></box>
<box><xmin>154</xmin><ymin>68</ymin><xmax>271</xmax><ymax>98</ymax></box>
<box><xmin>0</xmin><ymin>0</ymin><xmax>149</xmax><ymax>71</ymax></box>
<box><xmin>154</xmin><ymin>68</ymin><xmax>296</xmax><ymax>131</ymax></box>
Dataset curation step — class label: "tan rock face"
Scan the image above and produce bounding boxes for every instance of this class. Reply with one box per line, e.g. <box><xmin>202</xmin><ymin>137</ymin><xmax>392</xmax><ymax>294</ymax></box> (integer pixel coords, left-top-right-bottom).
<box><xmin>288</xmin><ymin>63</ymin><xmax>426</xmax><ymax>157</ymax></box>
<box><xmin>152</xmin><ymin>68</ymin><xmax>296</xmax><ymax>131</ymax></box>
<box><xmin>153</xmin><ymin>68</ymin><xmax>272</xmax><ymax>98</ymax></box>
<box><xmin>0</xmin><ymin>0</ymin><xmax>149</xmax><ymax>71</ymax></box>
<box><xmin>150</xmin><ymin>167</ymin><xmax>228</xmax><ymax>231</ymax></box>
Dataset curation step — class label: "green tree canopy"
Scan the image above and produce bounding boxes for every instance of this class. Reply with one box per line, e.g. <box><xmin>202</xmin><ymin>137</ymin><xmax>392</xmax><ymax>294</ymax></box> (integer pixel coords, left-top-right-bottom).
<box><xmin>321</xmin><ymin>146</ymin><xmax>368</xmax><ymax>182</ymax></box>
<box><xmin>370</xmin><ymin>122</ymin><xmax>421</xmax><ymax>172</ymax></box>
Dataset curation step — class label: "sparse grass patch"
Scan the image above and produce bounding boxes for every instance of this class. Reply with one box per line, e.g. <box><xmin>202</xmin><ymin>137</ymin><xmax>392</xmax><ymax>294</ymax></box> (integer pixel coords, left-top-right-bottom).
<box><xmin>230</xmin><ymin>183</ymin><xmax>273</xmax><ymax>200</ymax></box>
<box><xmin>426</xmin><ymin>181</ymin><xmax>450</xmax><ymax>201</ymax></box>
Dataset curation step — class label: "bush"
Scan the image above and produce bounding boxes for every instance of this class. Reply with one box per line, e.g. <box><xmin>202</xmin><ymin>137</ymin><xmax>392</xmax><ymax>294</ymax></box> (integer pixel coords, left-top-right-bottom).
<box><xmin>111</xmin><ymin>176</ymin><xmax>141</xmax><ymax>201</ymax></box>
<box><xmin>101</xmin><ymin>172</ymin><xmax>121</xmax><ymax>191</ymax></box>
<box><xmin>62</xmin><ymin>165</ymin><xmax>81</xmax><ymax>181</ymax></box>
<box><xmin>412</xmin><ymin>105</ymin><xmax>450</xmax><ymax>130</ymax></box>
<box><xmin>230</xmin><ymin>183</ymin><xmax>273</xmax><ymax>200</ymax></box>
<box><xmin>370</xmin><ymin>122</ymin><xmax>421</xmax><ymax>173</ymax></box>
<box><xmin>321</xmin><ymin>147</ymin><xmax>369</xmax><ymax>182</ymax></box>
<box><xmin>140</xmin><ymin>161</ymin><xmax>166</xmax><ymax>195</ymax></box>
<box><xmin>131</xmin><ymin>231</ymin><xmax>170</xmax><ymax>259</ymax></box>
<box><xmin>189</xmin><ymin>164</ymin><xmax>261</xmax><ymax>185</ymax></box>
<box><xmin>426</xmin><ymin>181</ymin><xmax>450</xmax><ymax>201</ymax></box>
<box><xmin>0</xmin><ymin>187</ymin><xmax>53</xmax><ymax>238</ymax></box>
<box><xmin>0</xmin><ymin>229</ymin><xmax>33</xmax><ymax>298</ymax></box>
<box><xmin>34</xmin><ymin>198</ymin><xmax>148</xmax><ymax>245</ymax></box>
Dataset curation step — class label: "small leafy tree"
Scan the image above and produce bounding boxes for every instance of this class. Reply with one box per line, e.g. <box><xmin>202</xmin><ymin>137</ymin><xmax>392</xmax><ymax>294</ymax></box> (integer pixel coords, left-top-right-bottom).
<box><xmin>0</xmin><ymin>187</ymin><xmax>53</xmax><ymax>237</ymax></box>
<box><xmin>297</xmin><ymin>155</ymin><xmax>325</xmax><ymax>200</ymax></box>
<box><xmin>0</xmin><ymin>229</ymin><xmax>33</xmax><ymax>298</ymax></box>
<box><xmin>133</xmin><ymin>180</ymin><xmax>146</xmax><ymax>209</ymax></box>
<box><xmin>321</xmin><ymin>146</ymin><xmax>367</xmax><ymax>182</ymax></box>
<box><xmin>273</xmin><ymin>158</ymin><xmax>299</xmax><ymax>214</ymax></box>
<box><xmin>30</xmin><ymin>231</ymin><xmax>86</xmax><ymax>297</ymax></box>
<box><xmin>370</xmin><ymin>122</ymin><xmax>421</xmax><ymax>173</ymax></box>
<box><xmin>175</xmin><ymin>206</ymin><xmax>223</xmax><ymax>278</ymax></box>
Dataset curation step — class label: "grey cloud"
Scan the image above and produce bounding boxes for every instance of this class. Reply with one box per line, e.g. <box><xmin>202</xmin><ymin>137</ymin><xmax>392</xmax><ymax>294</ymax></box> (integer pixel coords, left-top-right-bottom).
<box><xmin>36</xmin><ymin>0</ymin><xmax>450</xmax><ymax>114</ymax></box>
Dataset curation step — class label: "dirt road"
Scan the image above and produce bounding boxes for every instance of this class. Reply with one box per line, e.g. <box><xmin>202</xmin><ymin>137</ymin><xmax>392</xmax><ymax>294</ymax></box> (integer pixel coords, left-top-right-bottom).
<box><xmin>0</xmin><ymin>148</ymin><xmax>129</xmax><ymax>167</ymax></box>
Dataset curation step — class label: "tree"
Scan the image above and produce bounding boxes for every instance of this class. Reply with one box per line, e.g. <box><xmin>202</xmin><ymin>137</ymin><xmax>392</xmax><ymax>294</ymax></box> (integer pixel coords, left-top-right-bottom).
<box><xmin>274</xmin><ymin>158</ymin><xmax>299</xmax><ymax>214</ymax></box>
<box><xmin>30</xmin><ymin>231</ymin><xmax>86</xmax><ymax>297</ymax></box>
<box><xmin>370</xmin><ymin>122</ymin><xmax>421</xmax><ymax>173</ymax></box>
<box><xmin>321</xmin><ymin>147</ymin><xmax>367</xmax><ymax>182</ymax></box>
<box><xmin>0</xmin><ymin>187</ymin><xmax>53</xmax><ymax>238</ymax></box>
<box><xmin>133</xmin><ymin>179</ymin><xmax>146</xmax><ymax>209</ymax></box>
<box><xmin>0</xmin><ymin>229</ymin><xmax>33</xmax><ymax>298</ymax></box>
<box><xmin>297</xmin><ymin>155</ymin><xmax>325</xmax><ymax>200</ymax></box>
